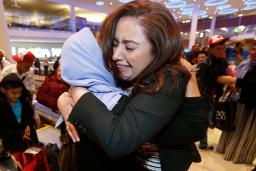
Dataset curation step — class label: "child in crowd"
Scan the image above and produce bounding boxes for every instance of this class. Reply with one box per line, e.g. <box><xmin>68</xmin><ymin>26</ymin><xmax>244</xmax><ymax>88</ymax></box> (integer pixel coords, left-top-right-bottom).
<box><xmin>0</xmin><ymin>73</ymin><xmax>39</xmax><ymax>155</ymax></box>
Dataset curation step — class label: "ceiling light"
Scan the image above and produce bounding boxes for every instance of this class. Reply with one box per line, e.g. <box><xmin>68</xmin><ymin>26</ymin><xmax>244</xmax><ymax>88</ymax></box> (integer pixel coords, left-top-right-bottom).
<box><xmin>244</xmin><ymin>0</ymin><xmax>256</xmax><ymax>5</ymax></box>
<box><xmin>206</xmin><ymin>7</ymin><xmax>209</xmax><ymax>10</ymax></box>
<box><xmin>217</xmin><ymin>4</ymin><xmax>231</xmax><ymax>10</ymax></box>
<box><xmin>118</xmin><ymin>0</ymin><xmax>133</xmax><ymax>3</ymax></box>
<box><xmin>181</xmin><ymin>11</ymin><xmax>192</xmax><ymax>16</ymax></box>
<box><xmin>204</xmin><ymin>0</ymin><xmax>229</xmax><ymax>6</ymax></box>
<box><xmin>199</xmin><ymin>10</ymin><xmax>207</xmax><ymax>16</ymax></box>
<box><xmin>238</xmin><ymin>14</ymin><xmax>243</xmax><ymax>16</ymax></box>
<box><xmin>218</xmin><ymin>8</ymin><xmax>239</xmax><ymax>15</ymax></box>
<box><xmin>201</xmin><ymin>14</ymin><xmax>208</xmax><ymax>18</ymax></box>
<box><xmin>165</xmin><ymin>0</ymin><xmax>186</xmax><ymax>9</ymax></box>
<box><xmin>242</xmin><ymin>5</ymin><xmax>256</xmax><ymax>10</ymax></box>
<box><xmin>110</xmin><ymin>2</ymin><xmax>113</xmax><ymax>5</ymax></box>
<box><xmin>96</xmin><ymin>1</ymin><xmax>104</xmax><ymax>6</ymax></box>
<box><xmin>180</xmin><ymin>4</ymin><xmax>196</xmax><ymax>11</ymax></box>
<box><xmin>209</xmin><ymin>16</ymin><xmax>213</xmax><ymax>19</ymax></box>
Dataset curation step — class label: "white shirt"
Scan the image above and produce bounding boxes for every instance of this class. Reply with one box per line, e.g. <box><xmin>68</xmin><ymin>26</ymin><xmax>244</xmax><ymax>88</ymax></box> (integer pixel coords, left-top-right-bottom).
<box><xmin>0</xmin><ymin>58</ymin><xmax>11</xmax><ymax>71</ymax></box>
<box><xmin>0</xmin><ymin>64</ymin><xmax>35</xmax><ymax>92</ymax></box>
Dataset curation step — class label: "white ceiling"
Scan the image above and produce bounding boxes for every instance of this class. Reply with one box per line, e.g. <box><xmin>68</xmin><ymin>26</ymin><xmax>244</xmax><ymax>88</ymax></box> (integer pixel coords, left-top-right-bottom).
<box><xmin>3</xmin><ymin>0</ymin><xmax>256</xmax><ymax>23</ymax></box>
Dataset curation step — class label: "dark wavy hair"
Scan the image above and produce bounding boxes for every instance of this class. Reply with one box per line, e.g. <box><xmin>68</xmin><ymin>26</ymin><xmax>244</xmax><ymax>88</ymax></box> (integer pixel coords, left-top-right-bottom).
<box><xmin>0</xmin><ymin>73</ymin><xmax>29</xmax><ymax>100</ymax></box>
<box><xmin>99</xmin><ymin>0</ymin><xmax>190</xmax><ymax>93</ymax></box>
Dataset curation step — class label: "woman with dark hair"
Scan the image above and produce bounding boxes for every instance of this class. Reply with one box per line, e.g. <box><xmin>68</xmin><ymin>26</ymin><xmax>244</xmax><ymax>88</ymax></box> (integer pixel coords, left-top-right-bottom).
<box><xmin>58</xmin><ymin>1</ymin><xmax>207</xmax><ymax>170</ymax></box>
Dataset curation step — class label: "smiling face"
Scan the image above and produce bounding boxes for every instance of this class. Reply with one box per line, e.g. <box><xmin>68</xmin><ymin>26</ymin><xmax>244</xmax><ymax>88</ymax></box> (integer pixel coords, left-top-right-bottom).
<box><xmin>112</xmin><ymin>17</ymin><xmax>154</xmax><ymax>81</ymax></box>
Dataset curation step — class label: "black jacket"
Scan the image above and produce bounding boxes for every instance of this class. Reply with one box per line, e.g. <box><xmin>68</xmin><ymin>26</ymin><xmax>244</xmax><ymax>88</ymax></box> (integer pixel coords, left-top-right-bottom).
<box><xmin>0</xmin><ymin>93</ymin><xmax>38</xmax><ymax>152</ymax></box>
<box><xmin>69</xmin><ymin>70</ymin><xmax>207</xmax><ymax>171</ymax></box>
<box><xmin>236</xmin><ymin>65</ymin><xmax>256</xmax><ymax>109</ymax></box>
<box><xmin>197</xmin><ymin>55</ymin><xmax>228</xmax><ymax>100</ymax></box>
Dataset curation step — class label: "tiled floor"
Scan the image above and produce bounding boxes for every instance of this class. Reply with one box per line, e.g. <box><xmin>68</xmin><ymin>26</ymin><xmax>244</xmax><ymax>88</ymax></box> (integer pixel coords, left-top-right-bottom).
<box><xmin>37</xmin><ymin>125</ymin><xmax>61</xmax><ymax>149</ymax></box>
<box><xmin>189</xmin><ymin>128</ymin><xmax>254</xmax><ymax>171</ymax></box>
<box><xmin>2</xmin><ymin>125</ymin><xmax>253</xmax><ymax>171</ymax></box>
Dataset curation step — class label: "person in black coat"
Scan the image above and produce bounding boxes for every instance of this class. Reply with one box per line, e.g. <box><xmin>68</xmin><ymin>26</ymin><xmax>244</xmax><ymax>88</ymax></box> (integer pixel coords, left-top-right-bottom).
<box><xmin>0</xmin><ymin>73</ymin><xmax>38</xmax><ymax>153</ymax></box>
<box><xmin>216</xmin><ymin>43</ymin><xmax>256</xmax><ymax>163</ymax></box>
<box><xmin>58</xmin><ymin>1</ymin><xmax>208</xmax><ymax>171</ymax></box>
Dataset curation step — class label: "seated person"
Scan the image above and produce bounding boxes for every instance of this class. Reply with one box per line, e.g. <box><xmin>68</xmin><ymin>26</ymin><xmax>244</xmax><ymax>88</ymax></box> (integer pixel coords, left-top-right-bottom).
<box><xmin>0</xmin><ymin>73</ymin><xmax>38</xmax><ymax>153</ymax></box>
<box><xmin>36</xmin><ymin>64</ymin><xmax>70</xmax><ymax>112</ymax></box>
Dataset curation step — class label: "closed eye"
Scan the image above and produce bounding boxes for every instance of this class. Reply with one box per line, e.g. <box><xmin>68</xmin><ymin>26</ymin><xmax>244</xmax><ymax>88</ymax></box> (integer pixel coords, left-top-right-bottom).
<box><xmin>126</xmin><ymin>47</ymin><xmax>134</xmax><ymax>52</ymax></box>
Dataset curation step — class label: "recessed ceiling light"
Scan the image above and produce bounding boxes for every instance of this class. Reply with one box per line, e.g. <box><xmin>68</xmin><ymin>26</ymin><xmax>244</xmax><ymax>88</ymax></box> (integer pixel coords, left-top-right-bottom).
<box><xmin>206</xmin><ymin>7</ymin><xmax>209</xmax><ymax>10</ymax></box>
<box><xmin>118</xmin><ymin>0</ymin><xmax>132</xmax><ymax>3</ymax></box>
<box><xmin>238</xmin><ymin>14</ymin><xmax>243</xmax><ymax>16</ymax></box>
<box><xmin>209</xmin><ymin>16</ymin><xmax>213</xmax><ymax>19</ymax></box>
<box><xmin>165</xmin><ymin>0</ymin><xmax>186</xmax><ymax>9</ymax></box>
<box><xmin>205</xmin><ymin>0</ymin><xmax>228</xmax><ymax>6</ymax></box>
<box><xmin>217</xmin><ymin>4</ymin><xmax>231</xmax><ymax>10</ymax></box>
<box><xmin>244</xmin><ymin>0</ymin><xmax>256</xmax><ymax>6</ymax></box>
<box><xmin>242</xmin><ymin>5</ymin><xmax>256</xmax><ymax>10</ymax></box>
<box><xmin>110</xmin><ymin>2</ymin><xmax>113</xmax><ymax>5</ymax></box>
<box><xmin>96</xmin><ymin>1</ymin><xmax>104</xmax><ymax>6</ymax></box>
<box><xmin>218</xmin><ymin>8</ymin><xmax>239</xmax><ymax>15</ymax></box>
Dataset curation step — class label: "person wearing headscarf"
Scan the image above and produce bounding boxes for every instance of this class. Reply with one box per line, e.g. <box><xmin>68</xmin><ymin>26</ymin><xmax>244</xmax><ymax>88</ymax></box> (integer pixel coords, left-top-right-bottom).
<box><xmin>217</xmin><ymin>43</ymin><xmax>256</xmax><ymax>164</ymax></box>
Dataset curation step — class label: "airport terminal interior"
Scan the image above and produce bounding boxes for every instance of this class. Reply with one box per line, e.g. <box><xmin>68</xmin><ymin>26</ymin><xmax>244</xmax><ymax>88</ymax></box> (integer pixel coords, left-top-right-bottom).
<box><xmin>0</xmin><ymin>0</ymin><xmax>256</xmax><ymax>170</ymax></box>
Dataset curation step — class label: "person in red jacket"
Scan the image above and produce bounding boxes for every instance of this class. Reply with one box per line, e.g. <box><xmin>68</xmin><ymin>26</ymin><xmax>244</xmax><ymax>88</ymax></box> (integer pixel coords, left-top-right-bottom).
<box><xmin>36</xmin><ymin>64</ymin><xmax>70</xmax><ymax>112</ymax></box>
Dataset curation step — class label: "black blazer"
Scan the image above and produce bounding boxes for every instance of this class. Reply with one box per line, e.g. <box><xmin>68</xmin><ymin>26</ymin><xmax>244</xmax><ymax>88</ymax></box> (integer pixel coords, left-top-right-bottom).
<box><xmin>69</xmin><ymin>70</ymin><xmax>208</xmax><ymax>171</ymax></box>
<box><xmin>0</xmin><ymin>93</ymin><xmax>38</xmax><ymax>152</ymax></box>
